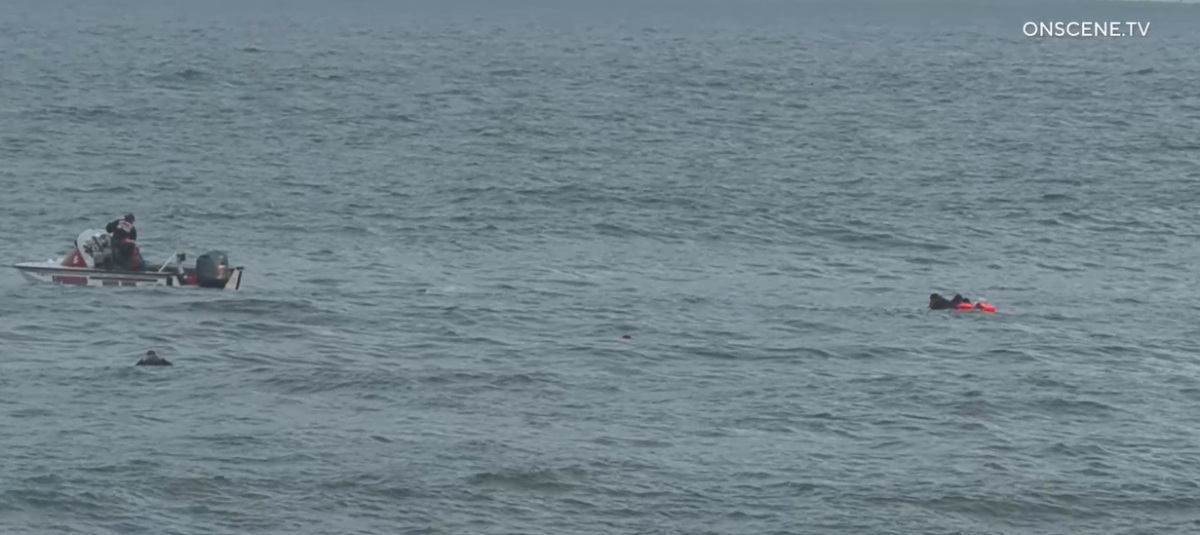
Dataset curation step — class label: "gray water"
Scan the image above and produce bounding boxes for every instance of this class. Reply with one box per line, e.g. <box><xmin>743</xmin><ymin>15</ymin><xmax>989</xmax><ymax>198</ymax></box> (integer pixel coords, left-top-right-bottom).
<box><xmin>3</xmin><ymin>0</ymin><xmax>1200</xmax><ymax>533</ymax></box>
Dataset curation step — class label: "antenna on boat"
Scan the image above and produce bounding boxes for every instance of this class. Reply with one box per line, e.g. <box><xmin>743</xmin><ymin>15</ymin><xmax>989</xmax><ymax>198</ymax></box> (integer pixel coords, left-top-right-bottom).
<box><xmin>156</xmin><ymin>246</ymin><xmax>185</xmax><ymax>273</ymax></box>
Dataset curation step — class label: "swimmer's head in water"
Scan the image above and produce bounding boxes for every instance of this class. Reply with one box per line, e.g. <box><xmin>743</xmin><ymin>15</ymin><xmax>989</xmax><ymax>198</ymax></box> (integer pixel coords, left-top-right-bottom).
<box><xmin>136</xmin><ymin>349</ymin><xmax>171</xmax><ymax>366</ymax></box>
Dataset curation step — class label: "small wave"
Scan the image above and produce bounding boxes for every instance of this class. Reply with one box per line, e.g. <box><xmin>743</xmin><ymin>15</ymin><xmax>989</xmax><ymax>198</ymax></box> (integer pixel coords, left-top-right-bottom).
<box><xmin>172</xmin><ymin>297</ymin><xmax>327</xmax><ymax>317</ymax></box>
<box><xmin>186</xmin><ymin>433</ymin><xmax>270</xmax><ymax>447</ymax></box>
<box><xmin>258</xmin><ymin>368</ymin><xmax>411</xmax><ymax>395</ymax></box>
<box><xmin>379</xmin><ymin>112</ymin><xmax>416</xmax><ymax>123</ymax></box>
<box><xmin>1039</xmin><ymin>193</ymin><xmax>1077</xmax><ymax>202</ymax></box>
<box><xmin>488</xmin><ymin>68</ymin><xmax>525</xmax><ymax>77</ymax></box>
<box><xmin>1035</xmin><ymin>262</ymin><xmax>1085</xmax><ymax>272</ymax></box>
<box><xmin>1035</xmin><ymin>397</ymin><xmax>1119</xmax><ymax>417</ymax></box>
<box><xmin>468</xmin><ymin>466</ymin><xmax>587</xmax><ymax>492</ymax></box>
<box><xmin>317</xmin><ymin>474</ymin><xmax>419</xmax><ymax>500</ymax></box>
<box><xmin>59</xmin><ymin>184</ymin><xmax>136</xmax><ymax>194</ymax></box>
<box><xmin>171</xmin><ymin>68</ymin><xmax>207</xmax><ymax>81</ymax></box>
<box><xmin>913</xmin><ymin>492</ymin><xmax>1091</xmax><ymax>520</ymax></box>
<box><xmin>983</xmin><ymin>348</ymin><xmax>1039</xmax><ymax>363</ymax></box>
<box><xmin>685</xmin><ymin>345</ymin><xmax>838</xmax><ymax>361</ymax></box>
<box><xmin>35</xmin><ymin>105</ymin><xmax>126</xmax><ymax>123</ymax></box>
<box><xmin>416</xmin><ymin>370</ymin><xmax>564</xmax><ymax>390</ymax></box>
<box><xmin>938</xmin><ymin>397</ymin><xmax>1002</xmax><ymax>419</ymax></box>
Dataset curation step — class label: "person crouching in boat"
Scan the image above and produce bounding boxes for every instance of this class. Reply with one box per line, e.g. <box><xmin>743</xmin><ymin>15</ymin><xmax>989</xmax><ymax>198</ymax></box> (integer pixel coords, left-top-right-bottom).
<box><xmin>105</xmin><ymin>213</ymin><xmax>145</xmax><ymax>270</ymax></box>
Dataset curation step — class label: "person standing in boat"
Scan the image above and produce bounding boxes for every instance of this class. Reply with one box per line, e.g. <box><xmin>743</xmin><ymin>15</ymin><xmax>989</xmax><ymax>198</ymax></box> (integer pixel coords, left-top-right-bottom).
<box><xmin>105</xmin><ymin>213</ymin><xmax>144</xmax><ymax>270</ymax></box>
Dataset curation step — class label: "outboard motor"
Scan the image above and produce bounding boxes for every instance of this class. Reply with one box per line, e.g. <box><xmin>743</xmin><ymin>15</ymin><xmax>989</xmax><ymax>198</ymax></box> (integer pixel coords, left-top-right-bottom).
<box><xmin>195</xmin><ymin>251</ymin><xmax>232</xmax><ymax>289</ymax></box>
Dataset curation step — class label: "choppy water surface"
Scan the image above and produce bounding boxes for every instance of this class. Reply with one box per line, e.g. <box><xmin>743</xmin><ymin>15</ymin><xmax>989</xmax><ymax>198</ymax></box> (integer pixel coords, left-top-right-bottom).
<box><xmin>3</xmin><ymin>0</ymin><xmax>1200</xmax><ymax>533</ymax></box>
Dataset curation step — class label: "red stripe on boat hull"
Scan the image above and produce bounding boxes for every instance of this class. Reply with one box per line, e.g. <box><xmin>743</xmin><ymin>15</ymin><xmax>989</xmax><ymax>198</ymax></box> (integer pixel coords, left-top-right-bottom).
<box><xmin>101</xmin><ymin>279</ymin><xmax>141</xmax><ymax>287</ymax></box>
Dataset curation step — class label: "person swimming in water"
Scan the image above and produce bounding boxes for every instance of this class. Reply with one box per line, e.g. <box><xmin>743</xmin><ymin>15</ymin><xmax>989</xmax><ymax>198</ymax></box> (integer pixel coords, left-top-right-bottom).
<box><xmin>929</xmin><ymin>293</ymin><xmax>971</xmax><ymax>310</ymax></box>
<box><xmin>136</xmin><ymin>350</ymin><xmax>171</xmax><ymax>366</ymax></box>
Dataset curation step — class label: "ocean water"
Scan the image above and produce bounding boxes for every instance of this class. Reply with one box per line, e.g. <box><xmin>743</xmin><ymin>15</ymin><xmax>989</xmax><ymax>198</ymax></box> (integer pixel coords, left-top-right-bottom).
<box><xmin>3</xmin><ymin>0</ymin><xmax>1200</xmax><ymax>533</ymax></box>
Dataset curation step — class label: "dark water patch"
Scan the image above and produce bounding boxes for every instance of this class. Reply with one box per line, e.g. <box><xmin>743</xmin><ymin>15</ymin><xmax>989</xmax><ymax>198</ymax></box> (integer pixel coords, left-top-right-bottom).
<box><xmin>982</xmin><ymin>348</ymin><xmax>1039</xmax><ymax>363</ymax></box>
<box><xmin>910</xmin><ymin>491</ymin><xmax>1096</xmax><ymax>522</ymax></box>
<box><xmin>172</xmin><ymin>298</ymin><xmax>326</xmax><ymax>316</ymax></box>
<box><xmin>77</xmin><ymin>459</ymin><xmax>160</xmax><ymax>475</ymax></box>
<box><xmin>57</xmin><ymin>184</ymin><xmax>137</xmax><ymax>195</ymax></box>
<box><xmin>1022</xmin><ymin>373</ymin><xmax>1077</xmax><ymax>391</ymax></box>
<box><xmin>186</xmin><ymin>433</ymin><xmax>271</xmax><ymax>448</ymax></box>
<box><xmin>0</xmin><ymin>488</ymin><xmax>116</xmax><ymax>514</ymax></box>
<box><xmin>31</xmin><ymin>105</ymin><xmax>128</xmax><ymax>124</ymax></box>
<box><xmin>468</xmin><ymin>466</ymin><xmax>588</xmax><ymax>493</ymax></box>
<box><xmin>1034</xmin><ymin>397</ymin><xmax>1119</xmax><ymax>419</ymax></box>
<box><xmin>1035</xmin><ymin>262</ymin><xmax>1086</xmax><ymax>272</ymax></box>
<box><xmin>1039</xmin><ymin>193</ymin><xmax>1077</xmax><ymax>203</ymax></box>
<box><xmin>589</xmin><ymin>436</ymin><xmax>674</xmax><ymax>449</ymax></box>
<box><xmin>299</xmin><ymin>277</ymin><xmax>345</xmax><ymax>288</ymax></box>
<box><xmin>7</xmin><ymin>405</ymin><xmax>57</xmax><ymax>418</ymax></box>
<box><xmin>150</xmin><ymin>67</ymin><xmax>210</xmax><ymax>84</ymax></box>
<box><xmin>256</xmin><ymin>368</ymin><xmax>412</xmax><ymax>396</ymax></box>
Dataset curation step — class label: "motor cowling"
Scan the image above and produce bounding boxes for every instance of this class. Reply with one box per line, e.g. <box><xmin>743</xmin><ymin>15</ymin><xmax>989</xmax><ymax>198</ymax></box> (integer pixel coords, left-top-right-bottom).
<box><xmin>196</xmin><ymin>251</ymin><xmax>231</xmax><ymax>288</ymax></box>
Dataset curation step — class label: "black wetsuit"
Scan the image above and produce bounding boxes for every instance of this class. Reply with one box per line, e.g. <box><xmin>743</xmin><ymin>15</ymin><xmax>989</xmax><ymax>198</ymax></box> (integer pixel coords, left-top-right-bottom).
<box><xmin>105</xmin><ymin>219</ymin><xmax>138</xmax><ymax>267</ymax></box>
<box><xmin>106</xmin><ymin>219</ymin><xmax>137</xmax><ymax>242</ymax></box>
<box><xmin>929</xmin><ymin>296</ymin><xmax>954</xmax><ymax>310</ymax></box>
<box><xmin>930</xmin><ymin>294</ymin><xmax>971</xmax><ymax>310</ymax></box>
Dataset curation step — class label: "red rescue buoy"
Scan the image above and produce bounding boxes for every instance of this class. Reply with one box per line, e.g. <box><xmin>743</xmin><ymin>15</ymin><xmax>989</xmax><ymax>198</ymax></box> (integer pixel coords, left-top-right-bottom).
<box><xmin>950</xmin><ymin>301</ymin><xmax>998</xmax><ymax>314</ymax></box>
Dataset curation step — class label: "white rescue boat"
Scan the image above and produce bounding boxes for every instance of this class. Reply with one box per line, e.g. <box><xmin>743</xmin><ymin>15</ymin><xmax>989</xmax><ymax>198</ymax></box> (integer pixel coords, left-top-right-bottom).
<box><xmin>12</xmin><ymin>229</ymin><xmax>244</xmax><ymax>290</ymax></box>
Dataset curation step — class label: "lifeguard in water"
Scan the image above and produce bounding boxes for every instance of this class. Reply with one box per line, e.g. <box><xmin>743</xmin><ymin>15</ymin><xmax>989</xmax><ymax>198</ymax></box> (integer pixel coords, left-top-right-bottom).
<box><xmin>929</xmin><ymin>293</ymin><xmax>995</xmax><ymax>313</ymax></box>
